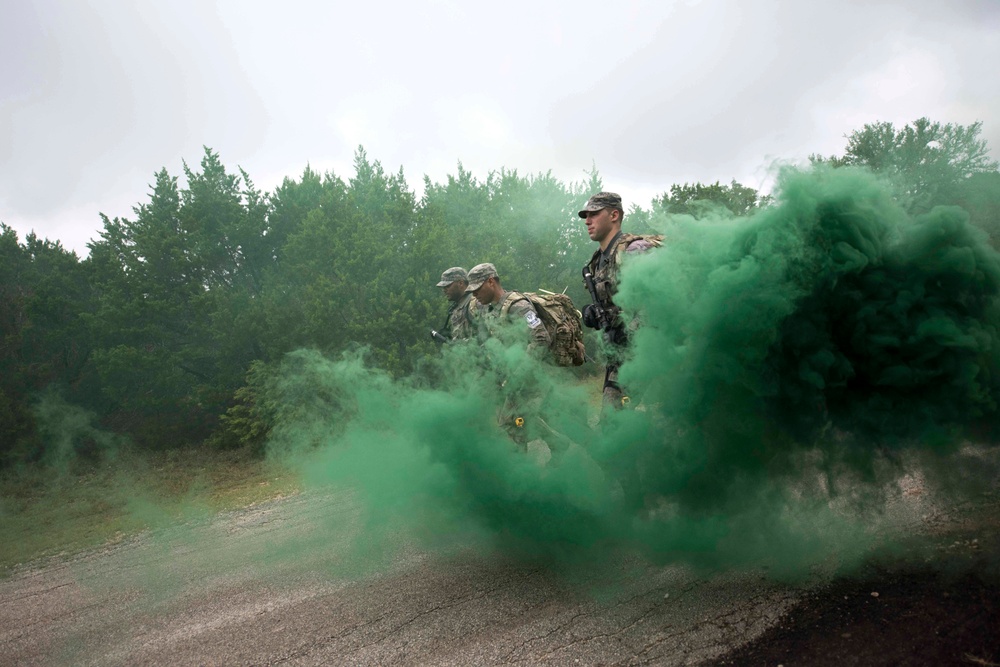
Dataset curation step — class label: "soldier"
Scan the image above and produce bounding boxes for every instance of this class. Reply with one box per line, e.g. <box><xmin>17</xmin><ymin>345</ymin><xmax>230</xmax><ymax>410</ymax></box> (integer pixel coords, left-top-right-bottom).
<box><xmin>466</xmin><ymin>263</ymin><xmax>551</xmax><ymax>352</ymax></box>
<box><xmin>434</xmin><ymin>266</ymin><xmax>478</xmax><ymax>342</ymax></box>
<box><xmin>579</xmin><ymin>192</ymin><xmax>661</xmax><ymax>406</ymax></box>
<box><xmin>466</xmin><ymin>262</ymin><xmax>552</xmax><ymax>458</ymax></box>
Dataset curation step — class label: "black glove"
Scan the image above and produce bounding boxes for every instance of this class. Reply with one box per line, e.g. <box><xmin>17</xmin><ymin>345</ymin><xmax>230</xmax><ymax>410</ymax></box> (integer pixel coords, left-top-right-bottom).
<box><xmin>605</xmin><ymin>324</ymin><xmax>629</xmax><ymax>347</ymax></box>
<box><xmin>582</xmin><ymin>304</ymin><xmax>602</xmax><ymax>330</ymax></box>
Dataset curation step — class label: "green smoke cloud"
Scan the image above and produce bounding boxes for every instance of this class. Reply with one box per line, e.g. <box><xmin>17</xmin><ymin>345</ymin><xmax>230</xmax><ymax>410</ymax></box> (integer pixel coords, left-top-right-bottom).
<box><xmin>260</xmin><ymin>166</ymin><xmax>999</xmax><ymax>582</ymax></box>
<box><xmin>619</xmin><ymin>166</ymin><xmax>1000</xmax><ymax>476</ymax></box>
<box><xmin>266</xmin><ymin>345</ymin><xmax>622</xmax><ymax>568</ymax></box>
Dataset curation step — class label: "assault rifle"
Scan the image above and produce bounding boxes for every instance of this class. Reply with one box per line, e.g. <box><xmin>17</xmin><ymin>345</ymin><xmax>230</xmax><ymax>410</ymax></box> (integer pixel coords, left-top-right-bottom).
<box><xmin>581</xmin><ymin>265</ymin><xmax>627</xmax><ymax>346</ymax></box>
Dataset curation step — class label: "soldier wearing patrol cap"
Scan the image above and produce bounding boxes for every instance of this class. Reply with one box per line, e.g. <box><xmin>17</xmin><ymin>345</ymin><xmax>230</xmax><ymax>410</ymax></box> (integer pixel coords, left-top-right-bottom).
<box><xmin>467</xmin><ymin>262</ymin><xmax>552</xmax><ymax>455</ymax></box>
<box><xmin>579</xmin><ymin>192</ymin><xmax>661</xmax><ymax>406</ymax></box>
<box><xmin>435</xmin><ymin>266</ymin><xmax>479</xmax><ymax>341</ymax></box>
<box><xmin>466</xmin><ymin>263</ymin><xmax>551</xmax><ymax>352</ymax></box>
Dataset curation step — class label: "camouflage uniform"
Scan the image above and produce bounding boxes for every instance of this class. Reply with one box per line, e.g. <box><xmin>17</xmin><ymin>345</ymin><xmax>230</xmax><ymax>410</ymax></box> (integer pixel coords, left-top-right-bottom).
<box><xmin>466</xmin><ymin>263</ymin><xmax>551</xmax><ymax>448</ymax></box>
<box><xmin>446</xmin><ymin>292</ymin><xmax>478</xmax><ymax>340</ymax></box>
<box><xmin>580</xmin><ymin>193</ymin><xmax>660</xmax><ymax>405</ymax></box>
<box><xmin>466</xmin><ymin>264</ymin><xmax>551</xmax><ymax>352</ymax></box>
<box><xmin>435</xmin><ymin>266</ymin><xmax>479</xmax><ymax>341</ymax></box>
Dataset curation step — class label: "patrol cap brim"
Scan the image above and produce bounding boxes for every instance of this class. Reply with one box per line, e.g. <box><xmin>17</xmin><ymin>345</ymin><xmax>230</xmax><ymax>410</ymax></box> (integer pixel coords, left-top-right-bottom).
<box><xmin>465</xmin><ymin>262</ymin><xmax>497</xmax><ymax>292</ymax></box>
<box><xmin>436</xmin><ymin>266</ymin><xmax>468</xmax><ymax>287</ymax></box>
<box><xmin>578</xmin><ymin>192</ymin><xmax>624</xmax><ymax>218</ymax></box>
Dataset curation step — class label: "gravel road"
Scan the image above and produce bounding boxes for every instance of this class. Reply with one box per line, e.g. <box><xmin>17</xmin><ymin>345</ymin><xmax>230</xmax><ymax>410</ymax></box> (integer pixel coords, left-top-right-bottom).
<box><xmin>1</xmin><ymin>461</ymin><xmax>991</xmax><ymax>667</ymax></box>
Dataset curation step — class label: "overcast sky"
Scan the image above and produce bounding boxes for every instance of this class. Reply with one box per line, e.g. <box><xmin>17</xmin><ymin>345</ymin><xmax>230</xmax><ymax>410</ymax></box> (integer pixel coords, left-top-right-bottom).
<box><xmin>3</xmin><ymin>0</ymin><xmax>999</xmax><ymax>256</ymax></box>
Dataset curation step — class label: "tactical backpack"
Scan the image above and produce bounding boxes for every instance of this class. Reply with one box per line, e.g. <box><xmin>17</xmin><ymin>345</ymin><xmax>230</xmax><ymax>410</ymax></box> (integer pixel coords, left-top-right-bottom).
<box><xmin>500</xmin><ymin>291</ymin><xmax>586</xmax><ymax>366</ymax></box>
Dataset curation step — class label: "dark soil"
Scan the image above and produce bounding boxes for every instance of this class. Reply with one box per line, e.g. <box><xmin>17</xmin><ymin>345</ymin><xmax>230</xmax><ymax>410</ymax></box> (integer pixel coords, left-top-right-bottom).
<box><xmin>711</xmin><ymin>528</ymin><xmax>1000</xmax><ymax>667</ymax></box>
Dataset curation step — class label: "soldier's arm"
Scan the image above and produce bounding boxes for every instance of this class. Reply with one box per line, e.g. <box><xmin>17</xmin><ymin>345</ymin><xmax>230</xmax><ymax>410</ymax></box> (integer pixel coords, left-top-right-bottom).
<box><xmin>508</xmin><ymin>299</ymin><xmax>551</xmax><ymax>349</ymax></box>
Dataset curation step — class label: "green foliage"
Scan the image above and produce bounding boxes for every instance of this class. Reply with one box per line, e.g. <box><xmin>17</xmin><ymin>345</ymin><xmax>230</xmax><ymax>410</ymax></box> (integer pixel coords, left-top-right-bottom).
<box><xmin>0</xmin><ymin>225</ymin><xmax>92</xmax><ymax>466</ymax></box>
<box><xmin>418</xmin><ymin>163</ymin><xmax>596</xmax><ymax>325</ymax></box>
<box><xmin>3</xmin><ymin>118</ymin><xmax>996</xmax><ymax>465</ymax></box>
<box><xmin>653</xmin><ymin>179</ymin><xmax>768</xmax><ymax>218</ymax></box>
<box><xmin>211</xmin><ymin>360</ymin><xmax>275</xmax><ymax>453</ymax></box>
<box><xmin>814</xmin><ymin>117</ymin><xmax>999</xmax><ymax>215</ymax></box>
<box><xmin>955</xmin><ymin>172</ymin><xmax>1000</xmax><ymax>247</ymax></box>
<box><xmin>83</xmin><ymin>148</ymin><xmax>274</xmax><ymax>446</ymax></box>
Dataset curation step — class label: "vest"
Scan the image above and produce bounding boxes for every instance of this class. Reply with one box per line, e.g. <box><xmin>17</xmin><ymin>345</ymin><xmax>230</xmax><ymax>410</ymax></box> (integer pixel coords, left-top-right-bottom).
<box><xmin>586</xmin><ymin>232</ymin><xmax>664</xmax><ymax>313</ymax></box>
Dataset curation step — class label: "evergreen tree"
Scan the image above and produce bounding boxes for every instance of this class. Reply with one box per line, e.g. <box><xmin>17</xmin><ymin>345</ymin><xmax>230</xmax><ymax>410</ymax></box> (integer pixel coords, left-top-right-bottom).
<box><xmin>813</xmin><ymin>118</ymin><xmax>998</xmax><ymax>214</ymax></box>
<box><xmin>654</xmin><ymin>180</ymin><xmax>766</xmax><ymax>218</ymax></box>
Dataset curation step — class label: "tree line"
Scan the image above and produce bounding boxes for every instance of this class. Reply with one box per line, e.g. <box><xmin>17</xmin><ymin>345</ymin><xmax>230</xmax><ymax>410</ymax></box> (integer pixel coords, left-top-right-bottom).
<box><xmin>1</xmin><ymin>119</ymin><xmax>997</xmax><ymax>467</ymax></box>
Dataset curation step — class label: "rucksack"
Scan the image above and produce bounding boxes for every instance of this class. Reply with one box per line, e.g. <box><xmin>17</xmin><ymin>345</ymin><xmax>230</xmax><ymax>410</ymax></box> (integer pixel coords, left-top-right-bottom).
<box><xmin>500</xmin><ymin>290</ymin><xmax>586</xmax><ymax>366</ymax></box>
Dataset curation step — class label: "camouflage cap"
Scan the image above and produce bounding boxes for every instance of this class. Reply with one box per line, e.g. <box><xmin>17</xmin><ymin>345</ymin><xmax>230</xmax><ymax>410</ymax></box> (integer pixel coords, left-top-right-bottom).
<box><xmin>578</xmin><ymin>192</ymin><xmax>623</xmax><ymax>218</ymax></box>
<box><xmin>435</xmin><ymin>266</ymin><xmax>468</xmax><ymax>287</ymax></box>
<box><xmin>465</xmin><ymin>262</ymin><xmax>498</xmax><ymax>292</ymax></box>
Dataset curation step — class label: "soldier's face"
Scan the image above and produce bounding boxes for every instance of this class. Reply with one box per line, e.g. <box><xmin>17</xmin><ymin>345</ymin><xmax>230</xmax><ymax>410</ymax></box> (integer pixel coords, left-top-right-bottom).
<box><xmin>442</xmin><ymin>281</ymin><xmax>466</xmax><ymax>301</ymax></box>
<box><xmin>472</xmin><ymin>277</ymin><xmax>498</xmax><ymax>305</ymax></box>
<box><xmin>584</xmin><ymin>208</ymin><xmax>619</xmax><ymax>244</ymax></box>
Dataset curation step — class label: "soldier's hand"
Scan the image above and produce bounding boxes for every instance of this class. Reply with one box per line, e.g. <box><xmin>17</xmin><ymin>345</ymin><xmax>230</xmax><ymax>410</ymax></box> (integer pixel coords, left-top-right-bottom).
<box><xmin>582</xmin><ymin>304</ymin><xmax>602</xmax><ymax>330</ymax></box>
<box><xmin>604</xmin><ymin>324</ymin><xmax>629</xmax><ymax>347</ymax></box>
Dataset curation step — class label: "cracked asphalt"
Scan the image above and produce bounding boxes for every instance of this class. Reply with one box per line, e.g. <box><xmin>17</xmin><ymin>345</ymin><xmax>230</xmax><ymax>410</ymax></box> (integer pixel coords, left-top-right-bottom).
<box><xmin>1</xmin><ymin>490</ymin><xmax>807</xmax><ymax>667</ymax></box>
<box><xmin>1</xmin><ymin>464</ymin><xmax>988</xmax><ymax>667</ymax></box>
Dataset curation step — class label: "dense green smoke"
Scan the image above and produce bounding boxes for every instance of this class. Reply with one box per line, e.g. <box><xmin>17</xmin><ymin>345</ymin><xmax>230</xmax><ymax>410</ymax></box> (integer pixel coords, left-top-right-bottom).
<box><xmin>267</xmin><ymin>344</ymin><xmax>623</xmax><ymax>570</ymax></box>
<box><xmin>619</xmin><ymin>166</ymin><xmax>1000</xmax><ymax>497</ymax></box>
<box><xmin>255</xmin><ymin>165</ymin><xmax>1000</xmax><ymax>579</ymax></box>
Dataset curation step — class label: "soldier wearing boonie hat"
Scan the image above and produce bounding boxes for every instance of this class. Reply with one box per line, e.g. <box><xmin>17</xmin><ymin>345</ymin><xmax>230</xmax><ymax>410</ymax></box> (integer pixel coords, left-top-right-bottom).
<box><xmin>433</xmin><ymin>266</ymin><xmax>478</xmax><ymax>341</ymax></box>
<box><xmin>579</xmin><ymin>191</ymin><xmax>663</xmax><ymax>408</ymax></box>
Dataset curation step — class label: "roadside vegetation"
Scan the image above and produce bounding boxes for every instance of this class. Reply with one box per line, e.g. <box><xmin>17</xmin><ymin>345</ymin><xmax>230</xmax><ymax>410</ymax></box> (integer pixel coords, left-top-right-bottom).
<box><xmin>0</xmin><ymin>448</ymin><xmax>298</xmax><ymax>576</ymax></box>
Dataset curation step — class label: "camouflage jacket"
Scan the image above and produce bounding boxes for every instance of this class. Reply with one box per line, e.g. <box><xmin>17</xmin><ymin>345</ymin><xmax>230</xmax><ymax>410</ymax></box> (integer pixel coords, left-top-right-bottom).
<box><xmin>446</xmin><ymin>292</ymin><xmax>479</xmax><ymax>341</ymax></box>
<box><xmin>586</xmin><ymin>231</ymin><xmax>662</xmax><ymax>318</ymax></box>
<box><xmin>479</xmin><ymin>290</ymin><xmax>551</xmax><ymax>351</ymax></box>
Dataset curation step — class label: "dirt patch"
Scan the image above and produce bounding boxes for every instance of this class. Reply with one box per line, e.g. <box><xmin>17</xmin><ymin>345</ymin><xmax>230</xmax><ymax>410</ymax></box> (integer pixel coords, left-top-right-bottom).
<box><xmin>711</xmin><ymin>529</ymin><xmax>1000</xmax><ymax>667</ymax></box>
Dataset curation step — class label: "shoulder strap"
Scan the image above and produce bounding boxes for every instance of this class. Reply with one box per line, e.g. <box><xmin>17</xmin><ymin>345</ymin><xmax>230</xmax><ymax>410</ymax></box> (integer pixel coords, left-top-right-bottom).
<box><xmin>499</xmin><ymin>291</ymin><xmax>530</xmax><ymax>317</ymax></box>
<box><xmin>586</xmin><ymin>247</ymin><xmax>601</xmax><ymax>272</ymax></box>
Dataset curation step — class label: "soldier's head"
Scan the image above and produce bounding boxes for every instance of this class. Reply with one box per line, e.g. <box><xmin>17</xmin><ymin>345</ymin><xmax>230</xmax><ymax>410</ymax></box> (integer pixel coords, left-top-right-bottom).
<box><xmin>578</xmin><ymin>192</ymin><xmax>624</xmax><ymax>248</ymax></box>
<box><xmin>466</xmin><ymin>262</ymin><xmax>502</xmax><ymax>306</ymax></box>
<box><xmin>436</xmin><ymin>266</ymin><xmax>469</xmax><ymax>302</ymax></box>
